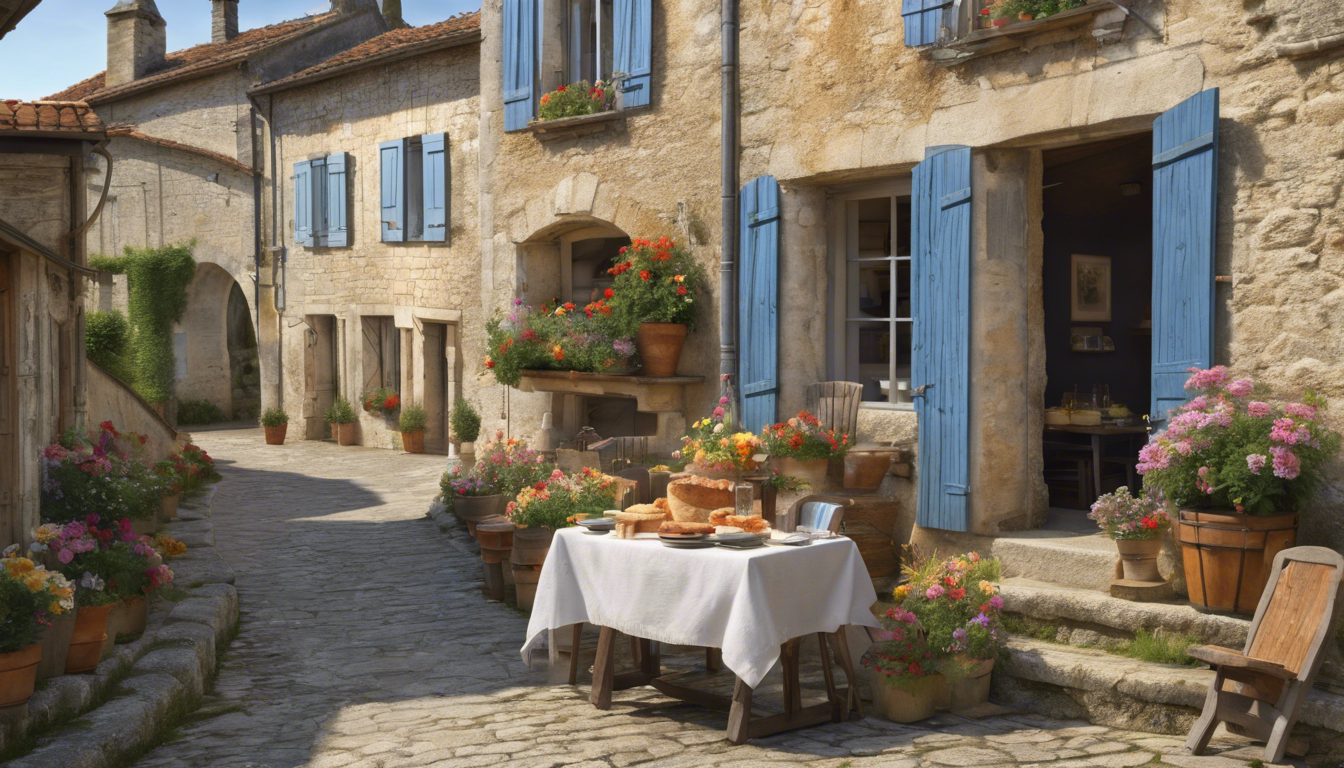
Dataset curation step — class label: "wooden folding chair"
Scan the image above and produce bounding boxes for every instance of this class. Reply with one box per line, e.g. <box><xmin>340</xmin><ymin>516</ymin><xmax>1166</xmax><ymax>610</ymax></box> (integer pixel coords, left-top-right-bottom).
<box><xmin>1184</xmin><ymin>546</ymin><xmax>1344</xmax><ymax>762</ymax></box>
<box><xmin>804</xmin><ymin>382</ymin><xmax>863</xmax><ymax>438</ymax></box>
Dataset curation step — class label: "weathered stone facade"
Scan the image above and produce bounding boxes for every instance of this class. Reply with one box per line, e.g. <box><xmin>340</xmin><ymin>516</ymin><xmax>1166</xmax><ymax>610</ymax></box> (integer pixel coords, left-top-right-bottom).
<box><xmin>260</xmin><ymin>34</ymin><xmax>482</xmax><ymax>450</ymax></box>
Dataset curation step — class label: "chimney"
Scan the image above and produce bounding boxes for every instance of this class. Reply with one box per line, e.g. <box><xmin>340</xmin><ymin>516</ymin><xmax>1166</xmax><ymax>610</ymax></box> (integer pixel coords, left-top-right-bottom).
<box><xmin>105</xmin><ymin>0</ymin><xmax>166</xmax><ymax>88</ymax></box>
<box><xmin>382</xmin><ymin>0</ymin><xmax>407</xmax><ymax>29</ymax></box>
<box><xmin>211</xmin><ymin>0</ymin><xmax>238</xmax><ymax>43</ymax></box>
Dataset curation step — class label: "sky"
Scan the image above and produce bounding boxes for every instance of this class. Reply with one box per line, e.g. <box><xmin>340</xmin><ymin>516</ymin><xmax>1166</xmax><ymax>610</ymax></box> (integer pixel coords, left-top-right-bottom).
<box><xmin>0</xmin><ymin>0</ymin><xmax>479</xmax><ymax>100</ymax></box>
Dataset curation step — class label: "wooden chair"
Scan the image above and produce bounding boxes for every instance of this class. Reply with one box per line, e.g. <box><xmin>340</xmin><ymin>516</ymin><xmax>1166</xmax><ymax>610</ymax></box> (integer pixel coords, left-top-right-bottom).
<box><xmin>616</xmin><ymin>466</ymin><xmax>651</xmax><ymax>506</ymax></box>
<box><xmin>804</xmin><ymin>382</ymin><xmax>863</xmax><ymax>438</ymax></box>
<box><xmin>779</xmin><ymin>494</ymin><xmax>852</xmax><ymax>533</ymax></box>
<box><xmin>1184</xmin><ymin>546</ymin><xmax>1344</xmax><ymax>762</ymax></box>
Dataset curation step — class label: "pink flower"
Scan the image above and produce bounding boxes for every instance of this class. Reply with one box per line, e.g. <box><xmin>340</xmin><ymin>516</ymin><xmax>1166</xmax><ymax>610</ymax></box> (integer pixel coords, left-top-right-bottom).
<box><xmin>1226</xmin><ymin>379</ymin><xmax>1254</xmax><ymax>398</ymax></box>
<box><xmin>1136</xmin><ymin>441</ymin><xmax>1171</xmax><ymax>474</ymax></box>
<box><xmin>718</xmin><ymin>397</ymin><xmax>730</xmax><ymax>406</ymax></box>
<box><xmin>1285</xmin><ymin>403</ymin><xmax>1317</xmax><ymax>420</ymax></box>
<box><xmin>1248</xmin><ymin>401</ymin><xmax>1272</xmax><ymax>418</ymax></box>
<box><xmin>1173</xmin><ymin>440</ymin><xmax>1194</xmax><ymax>456</ymax></box>
<box><xmin>1247</xmin><ymin>453</ymin><xmax>1267</xmax><ymax>474</ymax></box>
<box><xmin>1270</xmin><ymin>446</ymin><xmax>1300</xmax><ymax>480</ymax></box>
<box><xmin>712</xmin><ymin>407</ymin><xmax>725</xmax><ymax>418</ymax></box>
<box><xmin>57</xmin><ymin>548</ymin><xmax>74</xmax><ymax>564</ymax></box>
<box><xmin>1184</xmin><ymin>366</ymin><xmax>1229</xmax><ymax>393</ymax></box>
<box><xmin>1270</xmin><ymin>418</ymin><xmax>1310</xmax><ymax>445</ymax></box>
<box><xmin>925</xmin><ymin>584</ymin><xmax>945</xmax><ymax>600</ymax></box>
<box><xmin>1182</xmin><ymin>396</ymin><xmax>1210</xmax><ymax>413</ymax></box>
<box><xmin>989</xmin><ymin>595</ymin><xmax>1004</xmax><ymax>610</ymax></box>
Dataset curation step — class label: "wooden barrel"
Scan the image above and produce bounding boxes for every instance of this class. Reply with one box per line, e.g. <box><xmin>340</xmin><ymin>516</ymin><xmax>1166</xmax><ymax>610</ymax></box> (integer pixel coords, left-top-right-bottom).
<box><xmin>1178</xmin><ymin>509</ymin><xmax>1297</xmax><ymax>614</ymax></box>
<box><xmin>510</xmin><ymin>528</ymin><xmax>554</xmax><ymax>611</ymax></box>
<box><xmin>477</xmin><ymin>520</ymin><xmax>515</xmax><ymax>564</ymax></box>
<box><xmin>513</xmin><ymin>565</ymin><xmax>542</xmax><ymax>611</ymax></box>
<box><xmin>454</xmin><ymin>494</ymin><xmax>506</xmax><ymax>538</ymax></box>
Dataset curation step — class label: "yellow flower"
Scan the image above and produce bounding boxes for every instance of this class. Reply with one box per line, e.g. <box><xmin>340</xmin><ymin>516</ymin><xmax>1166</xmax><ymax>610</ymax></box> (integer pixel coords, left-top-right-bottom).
<box><xmin>979</xmin><ymin>580</ymin><xmax>998</xmax><ymax>595</ymax></box>
<box><xmin>893</xmin><ymin>584</ymin><xmax>910</xmax><ymax>601</ymax></box>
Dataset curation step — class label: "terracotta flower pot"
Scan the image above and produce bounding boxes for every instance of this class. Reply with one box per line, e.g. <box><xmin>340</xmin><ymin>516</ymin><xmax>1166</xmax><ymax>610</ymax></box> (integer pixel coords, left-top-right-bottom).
<box><xmin>66</xmin><ymin>603</ymin><xmax>114</xmax><ymax>674</ymax></box>
<box><xmin>771</xmin><ymin>457</ymin><xmax>831</xmax><ymax>492</ymax></box>
<box><xmin>131</xmin><ymin>514</ymin><xmax>159</xmax><ymax>537</ymax></box>
<box><xmin>116</xmin><ymin>596</ymin><xmax>149</xmax><ymax>640</ymax></box>
<box><xmin>872</xmin><ymin>674</ymin><xmax>940</xmax><ymax>723</ymax></box>
<box><xmin>330</xmin><ymin>423</ymin><xmax>338</xmax><ymax>440</ymax></box>
<box><xmin>510</xmin><ymin>527</ymin><xmax>556</xmax><ymax>612</ymax></box>
<box><xmin>453</xmin><ymin>494</ymin><xmax>506</xmax><ymax>538</ymax></box>
<box><xmin>401</xmin><ymin>430</ymin><xmax>425</xmax><ymax>454</ymax></box>
<box><xmin>264</xmin><ymin>424</ymin><xmax>287</xmax><ymax>445</ymax></box>
<box><xmin>161</xmin><ymin>494</ymin><xmax>180</xmax><ymax>521</ymax></box>
<box><xmin>1018</xmin><ymin>11</ymin><xmax>1034</xmax><ymax>20</ymax></box>
<box><xmin>0</xmin><ymin>644</ymin><xmax>42</xmax><ymax>707</ymax></box>
<box><xmin>636</xmin><ymin>322</ymin><xmax>687</xmax><ymax>377</ymax></box>
<box><xmin>37</xmin><ymin>611</ymin><xmax>76</xmax><ymax>679</ymax></box>
<box><xmin>844</xmin><ymin>451</ymin><xmax>894</xmax><ymax>490</ymax></box>
<box><xmin>1178</xmin><ymin>509</ymin><xmax>1297</xmax><ymax>614</ymax></box>
<box><xmin>336</xmin><ymin>422</ymin><xmax>357</xmax><ymax>446</ymax></box>
<box><xmin>992</xmin><ymin>17</ymin><xmax>1011</xmax><ymax>27</ymax></box>
<box><xmin>1115</xmin><ymin>537</ymin><xmax>1163</xmax><ymax>582</ymax></box>
<box><xmin>934</xmin><ymin>658</ymin><xmax>994</xmax><ymax>710</ymax></box>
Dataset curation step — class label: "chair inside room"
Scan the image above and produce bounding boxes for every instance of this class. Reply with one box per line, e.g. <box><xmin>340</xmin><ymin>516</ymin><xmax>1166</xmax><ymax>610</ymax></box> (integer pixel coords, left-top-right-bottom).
<box><xmin>804</xmin><ymin>382</ymin><xmax>863</xmax><ymax>438</ymax></box>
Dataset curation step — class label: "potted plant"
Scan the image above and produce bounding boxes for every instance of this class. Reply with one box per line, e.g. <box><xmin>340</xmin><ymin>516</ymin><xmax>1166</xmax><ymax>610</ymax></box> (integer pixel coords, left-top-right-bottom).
<box><xmin>760</xmin><ymin>411</ymin><xmax>850</xmax><ymax>491</ymax></box>
<box><xmin>261</xmin><ymin>407</ymin><xmax>289</xmax><ymax>445</ymax></box>
<box><xmin>362</xmin><ymin>388</ymin><xmax>400</xmax><ymax>416</ymax></box>
<box><xmin>441</xmin><ymin>433</ymin><xmax>552</xmax><ymax>537</ymax></box>
<box><xmin>988</xmin><ymin>0</ymin><xmax>1085</xmax><ymax>25</ymax></box>
<box><xmin>537</xmin><ymin>79</ymin><xmax>616</xmax><ymax>121</ymax></box>
<box><xmin>399</xmin><ymin>403</ymin><xmax>428</xmax><ymax>454</ymax></box>
<box><xmin>484</xmin><ymin>299</ymin><xmax>639</xmax><ymax>386</ymax></box>
<box><xmin>862</xmin><ymin>608</ymin><xmax>941</xmax><ymax>723</ymax></box>
<box><xmin>606</xmin><ymin>237</ymin><xmax>707</xmax><ymax>377</ymax></box>
<box><xmin>1139</xmin><ymin>367</ymin><xmax>1341</xmax><ymax>613</ymax></box>
<box><xmin>676</xmin><ymin>407</ymin><xmax>764</xmax><ymax>481</ymax></box>
<box><xmin>451</xmin><ymin>397</ymin><xmax>482</xmax><ymax>464</ymax></box>
<box><xmin>154</xmin><ymin>460</ymin><xmax>182</xmax><ymax>520</ymax></box>
<box><xmin>329</xmin><ymin>397</ymin><xmax>358</xmax><ymax>446</ymax></box>
<box><xmin>895</xmin><ymin>552</ymin><xmax>1005</xmax><ymax>710</ymax></box>
<box><xmin>1089</xmin><ymin>486</ymin><xmax>1172</xmax><ymax>582</ymax></box>
<box><xmin>505</xmin><ymin>467</ymin><xmax>621</xmax><ymax>610</ymax></box>
<box><xmin>0</xmin><ymin>553</ymin><xmax>74</xmax><ymax>701</ymax></box>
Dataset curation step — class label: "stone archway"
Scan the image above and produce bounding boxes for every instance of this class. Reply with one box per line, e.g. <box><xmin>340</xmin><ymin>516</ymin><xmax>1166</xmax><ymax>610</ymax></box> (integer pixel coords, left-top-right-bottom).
<box><xmin>175</xmin><ymin>262</ymin><xmax>260</xmax><ymax>420</ymax></box>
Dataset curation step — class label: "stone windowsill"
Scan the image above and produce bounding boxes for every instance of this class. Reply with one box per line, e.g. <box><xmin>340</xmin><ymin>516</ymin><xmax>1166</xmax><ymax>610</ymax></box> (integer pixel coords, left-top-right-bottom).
<box><xmin>927</xmin><ymin>2</ymin><xmax>1123</xmax><ymax>66</ymax></box>
<box><xmin>526</xmin><ymin>110</ymin><xmax>625</xmax><ymax>143</ymax></box>
<box><xmin>516</xmin><ymin>369</ymin><xmax>704</xmax><ymax>413</ymax></box>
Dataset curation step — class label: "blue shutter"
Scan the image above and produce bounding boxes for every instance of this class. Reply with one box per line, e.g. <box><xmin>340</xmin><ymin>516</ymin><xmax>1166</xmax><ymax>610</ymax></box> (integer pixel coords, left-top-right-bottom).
<box><xmin>310</xmin><ymin>156</ymin><xmax>327</xmax><ymax>246</ymax></box>
<box><xmin>293</xmin><ymin>160</ymin><xmax>312</xmax><ymax>247</ymax></box>
<box><xmin>503</xmin><ymin>0</ymin><xmax>535</xmax><ymax>131</ymax></box>
<box><xmin>738</xmin><ymin>175</ymin><xmax>779</xmax><ymax>434</ymax></box>
<box><xmin>902</xmin><ymin>0</ymin><xmax>950</xmax><ymax>47</ymax></box>
<box><xmin>1151</xmin><ymin>89</ymin><xmax>1219</xmax><ymax>424</ymax></box>
<box><xmin>613</xmin><ymin>0</ymin><xmax>652</xmax><ymax>109</ymax></box>
<box><xmin>326</xmin><ymin>152</ymin><xmax>348</xmax><ymax>248</ymax></box>
<box><xmin>912</xmin><ymin>145</ymin><xmax>971</xmax><ymax>532</ymax></box>
<box><xmin>422</xmin><ymin>133</ymin><xmax>448</xmax><ymax>243</ymax></box>
<box><xmin>380</xmin><ymin>139</ymin><xmax>405</xmax><ymax>243</ymax></box>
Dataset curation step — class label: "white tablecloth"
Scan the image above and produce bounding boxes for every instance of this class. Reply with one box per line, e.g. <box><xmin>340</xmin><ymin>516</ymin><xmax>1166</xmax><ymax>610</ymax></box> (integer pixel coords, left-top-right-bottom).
<box><xmin>522</xmin><ymin>528</ymin><xmax>880</xmax><ymax>689</ymax></box>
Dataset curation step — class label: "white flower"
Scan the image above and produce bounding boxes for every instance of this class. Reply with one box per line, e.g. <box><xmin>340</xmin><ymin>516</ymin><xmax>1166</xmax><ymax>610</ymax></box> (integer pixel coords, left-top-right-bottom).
<box><xmin>713</xmin><ymin>423</ymin><xmax>725</xmax><ymax>433</ymax></box>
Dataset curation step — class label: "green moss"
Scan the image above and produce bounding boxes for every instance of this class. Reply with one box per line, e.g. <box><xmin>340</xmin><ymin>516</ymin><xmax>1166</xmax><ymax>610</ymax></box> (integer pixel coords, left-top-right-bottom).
<box><xmin>1120</xmin><ymin>628</ymin><xmax>1200</xmax><ymax>667</ymax></box>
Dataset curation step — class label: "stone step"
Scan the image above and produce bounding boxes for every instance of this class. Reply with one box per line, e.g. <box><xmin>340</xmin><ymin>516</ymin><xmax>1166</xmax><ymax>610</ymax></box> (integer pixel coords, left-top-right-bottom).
<box><xmin>913</xmin><ymin>525</ymin><xmax>1121</xmax><ymax>591</ymax></box>
<box><xmin>995</xmin><ymin>637</ymin><xmax>1344</xmax><ymax>746</ymax></box>
<box><xmin>999</xmin><ymin>579</ymin><xmax>1249</xmax><ymax>648</ymax></box>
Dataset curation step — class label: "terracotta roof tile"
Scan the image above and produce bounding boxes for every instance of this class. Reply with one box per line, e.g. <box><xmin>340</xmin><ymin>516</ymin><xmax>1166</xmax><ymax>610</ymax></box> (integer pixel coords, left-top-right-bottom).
<box><xmin>45</xmin><ymin>12</ymin><xmax>337</xmax><ymax>103</ymax></box>
<box><xmin>252</xmin><ymin>12</ymin><xmax>480</xmax><ymax>94</ymax></box>
<box><xmin>0</xmin><ymin>100</ymin><xmax>105</xmax><ymax>135</ymax></box>
<box><xmin>106</xmin><ymin>124</ymin><xmax>253</xmax><ymax>175</ymax></box>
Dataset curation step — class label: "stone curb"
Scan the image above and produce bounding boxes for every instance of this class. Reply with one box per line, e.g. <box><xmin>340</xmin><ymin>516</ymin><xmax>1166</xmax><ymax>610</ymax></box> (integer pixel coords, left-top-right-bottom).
<box><xmin>8</xmin><ymin>484</ymin><xmax>240</xmax><ymax>768</ymax></box>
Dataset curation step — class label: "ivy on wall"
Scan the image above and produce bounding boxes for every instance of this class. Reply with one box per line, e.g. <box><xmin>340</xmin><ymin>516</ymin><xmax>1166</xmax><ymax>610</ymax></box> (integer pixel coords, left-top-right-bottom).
<box><xmin>90</xmin><ymin>243</ymin><xmax>197</xmax><ymax>404</ymax></box>
<box><xmin>85</xmin><ymin>309</ymin><xmax>132</xmax><ymax>382</ymax></box>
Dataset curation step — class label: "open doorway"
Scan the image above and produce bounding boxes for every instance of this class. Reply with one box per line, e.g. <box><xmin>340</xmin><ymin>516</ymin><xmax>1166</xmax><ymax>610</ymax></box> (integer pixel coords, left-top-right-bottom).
<box><xmin>1041</xmin><ymin>135</ymin><xmax>1152</xmax><ymax>509</ymax></box>
<box><xmin>304</xmin><ymin>315</ymin><xmax>339</xmax><ymax>440</ymax></box>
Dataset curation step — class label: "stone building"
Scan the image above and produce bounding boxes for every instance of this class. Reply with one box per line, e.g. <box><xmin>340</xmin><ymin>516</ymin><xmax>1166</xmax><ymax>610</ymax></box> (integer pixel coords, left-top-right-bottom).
<box><xmin>48</xmin><ymin>0</ymin><xmax>391</xmax><ymax>419</ymax></box>
<box><xmin>0</xmin><ymin>101</ymin><xmax>105</xmax><ymax>547</ymax></box>
<box><xmin>250</xmin><ymin>13</ymin><xmax>482</xmax><ymax>451</ymax></box>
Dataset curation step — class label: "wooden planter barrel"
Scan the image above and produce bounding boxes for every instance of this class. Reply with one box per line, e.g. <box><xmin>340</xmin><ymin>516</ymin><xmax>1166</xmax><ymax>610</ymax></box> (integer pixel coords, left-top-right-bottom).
<box><xmin>401</xmin><ymin>430</ymin><xmax>425</xmax><ymax>454</ymax></box>
<box><xmin>0</xmin><ymin>644</ymin><xmax>42</xmax><ymax>707</ymax></box>
<box><xmin>1115</xmin><ymin>538</ymin><xmax>1164</xmax><ymax>582</ymax></box>
<box><xmin>37</xmin><ymin>611</ymin><xmax>75</xmax><ymax>679</ymax></box>
<box><xmin>477</xmin><ymin>520</ymin><xmax>516</xmax><ymax>602</ymax></box>
<box><xmin>1178</xmin><ymin>509</ymin><xmax>1297</xmax><ymax>614</ymax></box>
<box><xmin>453</xmin><ymin>495</ymin><xmax>506</xmax><ymax>539</ymax></box>
<box><xmin>511</xmin><ymin>527</ymin><xmax>556</xmax><ymax>612</ymax></box>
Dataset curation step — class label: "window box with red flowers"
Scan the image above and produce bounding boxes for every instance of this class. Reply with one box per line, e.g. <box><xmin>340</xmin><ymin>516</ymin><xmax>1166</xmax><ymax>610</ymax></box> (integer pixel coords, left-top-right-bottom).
<box><xmin>362</xmin><ymin>388</ymin><xmax>401</xmax><ymax>416</ymax></box>
<box><xmin>527</xmin><ymin>79</ymin><xmax>631</xmax><ymax>142</ymax></box>
<box><xmin>922</xmin><ymin>0</ymin><xmax>1124</xmax><ymax>66</ymax></box>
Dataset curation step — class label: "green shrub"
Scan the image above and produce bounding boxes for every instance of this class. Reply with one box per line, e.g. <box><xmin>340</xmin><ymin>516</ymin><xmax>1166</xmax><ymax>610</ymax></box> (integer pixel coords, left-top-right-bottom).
<box><xmin>177</xmin><ymin>399</ymin><xmax>228</xmax><ymax>426</ymax></box>
<box><xmin>399</xmin><ymin>403</ymin><xmax>427</xmax><ymax>433</ymax></box>
<box><xmin>328</xmin><ymin>397</ymin><xmax>357</xmax><ymax>424</ymax></box>
<box><xmin>451</xmin><ymin>398</ymin><xmax>481</xmax><ymax>443</ymax></box>
<box><xmin>85</xmin><ymin>310</ymin><xmax>133</xmax><ymax>381</ymax></box>
<box><xmin>260</xmin><ymin>408</ymin><xmax>289</xmax><ymax>428</ymax></box>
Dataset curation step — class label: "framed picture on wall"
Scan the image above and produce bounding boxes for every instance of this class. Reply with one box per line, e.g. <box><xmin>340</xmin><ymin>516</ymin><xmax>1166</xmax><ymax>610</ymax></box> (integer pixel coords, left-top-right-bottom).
<box><xmin>1070</xmin><ymin>254</ymin><xmax>1112</xmax><ymax>322</ymax></box>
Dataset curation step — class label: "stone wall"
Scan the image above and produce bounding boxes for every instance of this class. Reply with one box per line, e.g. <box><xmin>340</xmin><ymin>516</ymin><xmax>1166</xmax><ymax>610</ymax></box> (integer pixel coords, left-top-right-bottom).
<box><xmin>266</xmin><ymin>42</ymin><xmax>482</xmax><ymax>450</ymax></box>
<box><xmin>86</xmin><ymin>362</ymin><xmax>178</xmax><ymax>461</ymax></box>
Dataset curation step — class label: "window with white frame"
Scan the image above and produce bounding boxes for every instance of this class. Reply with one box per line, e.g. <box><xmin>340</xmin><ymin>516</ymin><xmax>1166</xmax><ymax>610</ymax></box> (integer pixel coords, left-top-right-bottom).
<box><xmin>829</xmin><ymin>183</ymin><xmax>914</xmax><ymax>406</ymax></box>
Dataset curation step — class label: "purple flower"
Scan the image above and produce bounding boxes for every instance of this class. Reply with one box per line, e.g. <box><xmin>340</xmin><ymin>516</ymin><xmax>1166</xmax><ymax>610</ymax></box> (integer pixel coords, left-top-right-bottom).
<box><xmin>989</xmin><ymin>595</ymin><xmax>1004</xmax><ymax>610</ymax></box>
<box><xmin>57</xmin><ymin>548</ymin><xmax>74</xmax><ymax>564</ymax></box>
<box><xmin>952</xmin><ymin>628</ymin><xmax>968</xmax><ymax>643</ymax></box>
<box><xmin>1246</xmin><ymin>453</ymin><xmax>1267</xmax><ymax>475</ymax></box>
<box><xmin>514</xmin><ymin>298</ymin><xmax>523</xmax><ymax>306</ymax></box>
<box><xmin>970</xmin><ymin>613</ymin><xmax>991</xmax><ymax>628</ymax></box>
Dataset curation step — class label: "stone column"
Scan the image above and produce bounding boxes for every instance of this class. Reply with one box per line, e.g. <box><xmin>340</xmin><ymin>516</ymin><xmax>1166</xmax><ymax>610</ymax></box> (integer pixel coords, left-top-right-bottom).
<box><xmin>967</xmin><ymin>148</ymin><xmax>1048</xmax><ymax>534</ymax></box>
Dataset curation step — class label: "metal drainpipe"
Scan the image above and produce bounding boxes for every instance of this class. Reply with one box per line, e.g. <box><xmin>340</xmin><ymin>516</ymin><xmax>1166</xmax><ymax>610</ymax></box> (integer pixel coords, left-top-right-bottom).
<box><xmin>720</xmin><ymin>0</ymin><xmax>739</xmax><ymax>427</ymax></box>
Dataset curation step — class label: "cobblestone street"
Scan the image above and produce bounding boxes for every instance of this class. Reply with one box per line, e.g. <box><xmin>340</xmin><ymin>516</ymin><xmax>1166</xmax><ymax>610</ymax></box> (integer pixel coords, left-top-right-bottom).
<box><xmin>132</xmin><ymin>428</ymin><xmax>1279</xmax><ymax>768</ymax></box>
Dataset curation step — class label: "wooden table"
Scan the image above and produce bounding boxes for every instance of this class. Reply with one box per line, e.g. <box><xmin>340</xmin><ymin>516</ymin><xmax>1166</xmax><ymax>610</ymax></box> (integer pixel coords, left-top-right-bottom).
<box><xmin>579</xmin><ymin>625</ymin><xmax>863</xmax><ymax>745</ymax></box>
<box><xmin>1044</xmin><ymin>424</ymin><xmax>1148</xmax><ymax>499</ymax></box>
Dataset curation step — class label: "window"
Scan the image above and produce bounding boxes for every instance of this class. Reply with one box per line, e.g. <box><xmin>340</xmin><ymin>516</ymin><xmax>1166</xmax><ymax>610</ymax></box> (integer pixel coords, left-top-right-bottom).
<box><xmin>380</xmin><ymin>134</ymin><xmax>447</xmax><ymax>243</ymax></box>
<box><xmin>361</xmin><ymin>316</ymin><xmax>400</xmax><ymax>394</ymax></box>
<box><xmin>829</xmin><ymin>183</ymin><xmax>913</xmax><ymax>406</ymax></box>
<box><xmin>293</xmin><ymin>153</ymin><xmax>348</xmax><ymax>248</ymax></box>
<box><xmin>903</xmin><ymin>0</ymin><xmax>1097</xmax><ymax>48</ymax></box>
<box><xmin>502</xmin><ymin>0</ymin><xmax>651</xmax><ymax>132</ymax></box>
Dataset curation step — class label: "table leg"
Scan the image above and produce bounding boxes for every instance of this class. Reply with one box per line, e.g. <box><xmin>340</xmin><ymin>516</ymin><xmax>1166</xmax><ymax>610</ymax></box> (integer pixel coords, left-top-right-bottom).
<box><xmin>830</xmin><ymin>626</ymin><xmax>863</xmax><ymax>719</ymax></box>
<box><xmin>567</xmin><ymin>623</ymin><xmax>583</xmax><ymax>685</ymax></box>
<box><xmin>590</xmin><ymin>625</ymin><xmax>616</xmax><ymax>710</ymax></box>
<box><xmin>817</xmin><ymin>632</ymin><xmax>841</xmax><ymax>721</ymax></box>
<box><xmin>706</xmin><ymin>647</ymin><xmax>722</xmax><ymax>672</ymax></box>
<box><xmin>1091</xmin><ymin>434</ymin><xmax>1102</xmax><ymax>504</ymax></box>
<box><xmin>726</xmin><ymin>676</ymin><xmax>753</xmax><ymax>745</ymax></box>
<box><xmin>780</xmin><ymin>638</ymin><xmax>802</xmax><ymax>718</ymax></box>
<box><xmin>631</xmin><ymin>637</ymin><xmax>659</xmax><ymax>676</ymax></box>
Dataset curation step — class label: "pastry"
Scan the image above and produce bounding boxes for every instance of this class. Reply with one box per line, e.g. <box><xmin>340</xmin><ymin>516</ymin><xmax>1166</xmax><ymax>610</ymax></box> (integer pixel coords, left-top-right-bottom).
<box><xmin>659</xmin><ymin>521</ymin><xmax>715</xmax><ymax>535</ymax></box>
<box><xmin>667</xmin><ymin>476</ymin><xmax>737</xmax><ymax>522</ymax></box>
<box><xmin>614</xmin><ymin>507</ymin><xmax>667</xmax><ymax>539</ymax></box>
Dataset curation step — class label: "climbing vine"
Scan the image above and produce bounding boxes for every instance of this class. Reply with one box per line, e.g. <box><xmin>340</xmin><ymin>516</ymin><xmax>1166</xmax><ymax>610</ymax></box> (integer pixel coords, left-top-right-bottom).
<box><xmin>90</xmin><ymin>243</ymin><xmax>197</xmax><ymax>404</ymax></box>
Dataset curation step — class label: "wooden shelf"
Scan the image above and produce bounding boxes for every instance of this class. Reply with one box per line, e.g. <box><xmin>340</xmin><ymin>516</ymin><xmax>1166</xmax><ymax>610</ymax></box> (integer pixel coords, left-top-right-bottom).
<box><xmin>517</xmin><ymin>370</ymin><xmax>704</xmax><ymax>413</ymax></box>
<box><xmin>926</xmin><ymin>1</ymin><xmax>1119</xmax><ymax>66</ymax></box>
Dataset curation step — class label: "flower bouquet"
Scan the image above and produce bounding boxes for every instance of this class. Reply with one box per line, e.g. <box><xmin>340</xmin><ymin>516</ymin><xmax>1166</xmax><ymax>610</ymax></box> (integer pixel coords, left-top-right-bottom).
<box><xmin>676</xmin><ymin>410</ymin><xmax>763</xmax><ymax>478</ymax></box>
<box><xmin>862</xmin><ymin>606</ymin><xmax>941</xmax><ymax>722</ymax></box>
<box><xmin>440</xmin><ymin>433</ymin><xmax>555</xmax><ymax>535</ymax></box>
<box><xmin>362</xmin><ymin>388</ymin><xmax>400</xmax><ymax>415</ymax></box>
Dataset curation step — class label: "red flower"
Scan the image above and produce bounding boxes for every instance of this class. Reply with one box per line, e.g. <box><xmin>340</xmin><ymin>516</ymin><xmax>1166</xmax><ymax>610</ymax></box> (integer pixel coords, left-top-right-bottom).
<box><xmin>604</xmin><ymin>288</ymin><xmax>615</xmax><ymax>299</ymax></box>
<box><xmin>557</xmin><ymin>85</ymin><xmax>567</xmax><ymax>92</ymax></box>
<box><xmin>563</xmin><ymin>302</ymin><xmax>575</xmax><ymax>311</ymax></box>
<box><xmin>677</xmin><ymin>285</ymin><xmax>688</xmax><ymax>295</ymax></box>
<box><xmin>980</xmin><ymin>603</ymin><xmax>991</xmax><ymax>613</ymax></box>
<box><xmin>950</xmin><ymin>587</ymin><xmax>966</xmax><ymax>601</ymax></box>
<box><xmin>383</xmin><ymin>394</ymin><xmax>400</xmax><ymax>412</ymax></box>
<box><xmin>908</xmin><ymin>662</ymin><xmax>923</xmax><ymax>676</ymax></box>
<box><xmin>534</xmin><ymin>482</ymin><xmax>546</xmax><ymax>491</ymax></box>
<box><xmin>640</xmin><ymin>270</ymin><xmax>652</xmax><ymax>281</ymax></box>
